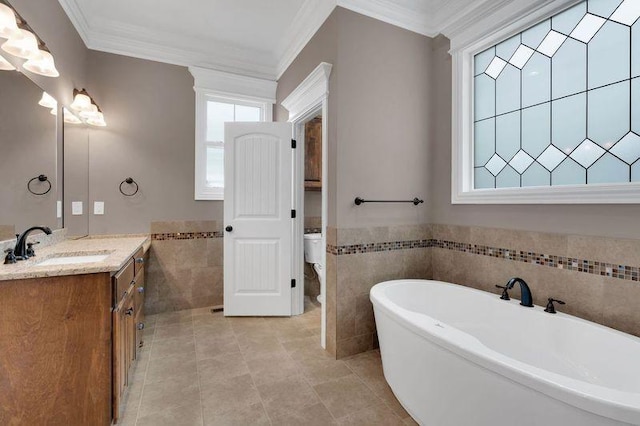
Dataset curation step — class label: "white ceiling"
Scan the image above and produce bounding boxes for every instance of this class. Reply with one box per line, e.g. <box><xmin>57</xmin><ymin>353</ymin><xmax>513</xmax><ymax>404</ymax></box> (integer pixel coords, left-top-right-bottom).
<box><xmin>58</xmin><ymin>0</ymin><xmax>495</xmax><ymax>80</ymax></box>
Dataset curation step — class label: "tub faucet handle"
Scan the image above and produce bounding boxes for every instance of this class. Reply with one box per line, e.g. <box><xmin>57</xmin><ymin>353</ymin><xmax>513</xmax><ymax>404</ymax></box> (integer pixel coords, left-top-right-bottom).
<box><xmin>495</xmin><ymin>285</ymin><xmax>510</xmax><ymax>301</ymax></box>
<box><xmin>544</xmin><ymin>298</ymin><xmax>565</xmax><ymax>314</ymax></box>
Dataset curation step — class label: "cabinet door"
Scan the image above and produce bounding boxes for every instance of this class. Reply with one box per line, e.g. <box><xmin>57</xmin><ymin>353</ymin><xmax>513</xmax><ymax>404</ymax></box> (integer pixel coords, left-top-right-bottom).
<box><xmin>112</xmin><ymin>303</ymin><xmax>127</xmax><ymax>422</ymax></box>
<box><xmin>134</xmin><ymin>268</ymin><xmax>145</xmax><ymax>350</ymax></box>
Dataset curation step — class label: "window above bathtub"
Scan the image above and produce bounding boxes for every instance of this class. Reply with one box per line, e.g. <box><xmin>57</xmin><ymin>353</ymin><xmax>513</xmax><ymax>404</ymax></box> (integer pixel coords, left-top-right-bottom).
<box><xmin>451</xmin><ymin>0</ymin><xmax>640</xmax><ymax>204</ymax></box>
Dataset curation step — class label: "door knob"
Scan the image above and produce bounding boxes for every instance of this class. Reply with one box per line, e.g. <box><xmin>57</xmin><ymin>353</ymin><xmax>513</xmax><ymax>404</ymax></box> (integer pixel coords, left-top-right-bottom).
<box><xmin>225</xmin><ymin>226</ymin><xmax>233</xmax><ymax>232</ymax></box>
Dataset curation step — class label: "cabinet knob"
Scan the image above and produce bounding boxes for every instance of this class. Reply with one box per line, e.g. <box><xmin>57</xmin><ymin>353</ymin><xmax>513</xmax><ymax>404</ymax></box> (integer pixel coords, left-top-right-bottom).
<box><xmin>137</xmin><ymin>322</ymin><xmax>145</xmax><ymax>330</ymax></box>
<box><xmin>137</xmin><ymin>286</ymin><xmax>144</xmax><ymax>293</ymax></box>
<box><xmin>135</xmin><ymin>257</ymin><xmax>144</xmax><ymax>264</ymax></box>
<box><xmin>225</xmin><ymin>226</ymin><xmax>233</xmax><ymax>232</ymax></box>
<box><xmin>125</xmin><ymin>307</ymin><xmax>134</xmax><ymax>316</ymax></box>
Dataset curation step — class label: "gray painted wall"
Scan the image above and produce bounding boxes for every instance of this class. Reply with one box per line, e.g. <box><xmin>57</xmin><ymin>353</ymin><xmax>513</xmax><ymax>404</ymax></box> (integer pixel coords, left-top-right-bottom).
<box><xmin>335</xmin><ymin>9</ymin><xmax>431</xmax><ymax>229</ymax></box>
<box><xmin>429</xmin><ymin>37</ymin><xmax>640</xmax><ymax>239</ymax></box>
<box><xmin>277</xmin><ymin>8</ymin><xmax>432</xmax><ymax>229</ymax></box>
<box><xmin>84</xmin><ymin>51</ymin><xmax>221</xmax><ymax>234</ymax></box>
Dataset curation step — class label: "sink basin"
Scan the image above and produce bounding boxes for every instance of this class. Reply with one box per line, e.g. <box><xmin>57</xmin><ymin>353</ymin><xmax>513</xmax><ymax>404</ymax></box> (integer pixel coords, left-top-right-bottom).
<box><xmin>36</xmin><ymin>254</ymin><xmax>110</xmax><ymax>266</ymax></box>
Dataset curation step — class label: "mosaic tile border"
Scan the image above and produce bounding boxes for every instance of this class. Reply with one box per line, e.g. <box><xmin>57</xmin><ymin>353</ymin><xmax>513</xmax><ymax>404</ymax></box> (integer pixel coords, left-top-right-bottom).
<box><xmin>328</xmin><ymin>239</ymin><xmax>640</xmax><ymax>282</ymax></box>
<box><xmin>151</xmin><ymin>231</ymin><xmax>223</xmax><ymax>241</ymax></box>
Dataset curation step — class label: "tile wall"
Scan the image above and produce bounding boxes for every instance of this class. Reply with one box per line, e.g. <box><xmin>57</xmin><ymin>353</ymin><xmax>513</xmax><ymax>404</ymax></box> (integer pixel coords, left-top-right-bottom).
<box><xmin>326</xmin><ymin>224</ymin><xmax>432</xmax><ymax>358</ymax></box>
<box><xmin>146</xmin><ymin>221</ymin><xmax>223</xmax><ymax>315</ymax></box>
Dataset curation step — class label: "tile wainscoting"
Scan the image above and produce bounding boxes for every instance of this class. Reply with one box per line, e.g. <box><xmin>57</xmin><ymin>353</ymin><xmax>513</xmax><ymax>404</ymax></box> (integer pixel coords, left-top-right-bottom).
<box><xmin>146</xmin><ymin>221</ymin><xmax>223</xmax><ymax>315</ymax></box>
<box><xmin>429</xmin><ymin>224</ymin><xmax>640</xmax><ymax>338</ymax></box>
<box><xmin>326</xmin><ymin>225</ymin><xmax>433</xmax><ymax>359</ymax></box>
<box><xmin>327</xmin><ymin>223</ymin><xmax>640</xmax><ymax>359</ymax></box>
<box><xmin>143</xmin><ymin>220</ymin><xmax>640</xmax><ymax>359</ymax></box>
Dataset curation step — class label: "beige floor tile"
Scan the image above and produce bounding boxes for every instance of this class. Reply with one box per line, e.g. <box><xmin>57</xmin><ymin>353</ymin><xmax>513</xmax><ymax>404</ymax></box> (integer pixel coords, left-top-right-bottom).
<box><xmin>145</xmin><ymin>351</ymin><xmax>198</xmax><ymax>384</ymax></box>
<box><xmin>136</xmin><ymin>401</ymin><xmax>203</xmax><ymax>426</ymax></box>
<box><xmin>297</xmin><ymin>358</ymin><xmax>353</xmax><ymax>386</ymax></box>
<box><xmin>200</xmin><ymin>374</ymin><xmax>262</xmax><ymax>416</ymax></box>
<box><xmin>150</xmin><ymin>334</ymin><xmax>196</xmax><ymax>359</ymax></box>
<box><xmin>246</xmin><ymin>351</ymin><xmax>301</xmax><ymax>385</ymax></box>
<box><xmin>156</xmin><ymin>310</ymin><xmax>193</xmax><ymax>327</ymax></box>
<box><xmin>196</xmin><ymin>333</ymin><xmax>241</xmax><ymax>360</ymax></box>
<box><xmin>203</xmin><ymin>402</ymin><xmax>270</xmax><ymax>426</ymax></box>
<box><xmin>313</xmin><ymin>375</ymin><xmax>381</xmax><ymax>419</ymax></box>
<box><xmin>257</xmin><ymin>374</ymin><xmax>321</xmax><ymax>419</ymax></box>
<box><xmin>138</xmin><ymin>373</ymin><xmax>200</xmax><ymax>418</ymax></box>
<box><xmin>154</xmin><ymin>322</ymin><xmax>195</xmax><ymax>340</ymax></box>
<box><xmin>238</xmin><ymin>334</ymin><xmax>288</xmax><ymax>361</ymax></box>
<box><xmin>268</xmin><ymin>402</ymin><xmax>337</xmax><ymax>426</ymax></box>
<box><xmin>336</xmin><ymin>404</ymin><xmax>405</xmax><ymax>426</ymax></box>
<box><xmin>198</xmin><ymin>352</ymin><xmax>250</xmax><ymax>383</ymax></box>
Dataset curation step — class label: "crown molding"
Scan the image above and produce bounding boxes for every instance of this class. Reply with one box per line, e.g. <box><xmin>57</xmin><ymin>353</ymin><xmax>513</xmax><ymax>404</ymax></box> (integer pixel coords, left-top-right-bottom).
<box><xmin>281</xmin><ymin>62</ymin><xmax>332</xmax><ymax>122</ymax></box>
<box><xmin>337</xmin><ymin>0</ymin><xmax>435</xmax><ymax>37</ymax></box>
<box><xmin>276</xmin><ymin>0</ymin><xmax>336</xmax><ymax>79</ymax></box>
<box><xmin>189</xmin><ymin>66</ymin><xmax>277</xmax><ymax>103</ymax></box>
<box><xmin>57</xmin><ymin>0</ymin><xmax>91</xmax><ymax>46</ymax></box>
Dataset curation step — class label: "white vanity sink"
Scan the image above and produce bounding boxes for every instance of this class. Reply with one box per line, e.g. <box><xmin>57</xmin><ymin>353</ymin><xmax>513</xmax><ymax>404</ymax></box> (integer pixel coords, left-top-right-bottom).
<box><xmin>36</xmin><ymin>254</ymin><xmax>110</xmax><ymax>266</ymax></box>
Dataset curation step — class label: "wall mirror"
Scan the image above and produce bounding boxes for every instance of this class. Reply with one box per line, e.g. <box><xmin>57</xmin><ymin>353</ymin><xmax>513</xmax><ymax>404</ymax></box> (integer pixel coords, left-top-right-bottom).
<box><xmin>63</xmin><ymin>123</ymin><xmax>89</xmax><ymax>237</ymax></box>
<box><xmin>0</xmin><ymin>69</ymin><xmax>61</xmax><ymax>241</ymax></box>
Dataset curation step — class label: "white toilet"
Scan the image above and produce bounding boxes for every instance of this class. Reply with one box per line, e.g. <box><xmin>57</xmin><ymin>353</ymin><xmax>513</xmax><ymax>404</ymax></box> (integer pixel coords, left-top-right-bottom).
<box><xmin>303</xmin><ymin>233</ymin><xmax>324</xmax><ymax>304</ymax></box>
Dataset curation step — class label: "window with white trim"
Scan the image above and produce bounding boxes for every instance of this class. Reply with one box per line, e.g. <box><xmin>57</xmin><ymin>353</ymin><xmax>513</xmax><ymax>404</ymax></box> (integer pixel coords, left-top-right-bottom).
<box><xmin>195</xmin><ymin>93</ymin><xmax>272</xmax><ymax>200</ymax></box>
<box><xmin>452</xmin><ymin>0</ymin><xmax>640</xmax><ymax>204</ymax></box>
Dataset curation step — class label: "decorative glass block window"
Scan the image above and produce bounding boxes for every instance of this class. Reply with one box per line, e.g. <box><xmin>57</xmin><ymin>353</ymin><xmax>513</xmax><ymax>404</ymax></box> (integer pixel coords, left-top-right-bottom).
<box><xmin>472</xmin><ymin>0</ymin><xmax>640</xmax><ymax>191</ymax></box>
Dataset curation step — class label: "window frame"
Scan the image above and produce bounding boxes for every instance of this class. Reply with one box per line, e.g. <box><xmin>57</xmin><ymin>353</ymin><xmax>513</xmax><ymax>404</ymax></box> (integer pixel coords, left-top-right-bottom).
<box><xmin>194</xmin><ymin>90</ymin><xmax>273</xmax><ymax>200</ymax></box>
<box><xmin>451</xmin><ymin>0</ymin><xmax>640</xmax><ymax>204</ymax></box>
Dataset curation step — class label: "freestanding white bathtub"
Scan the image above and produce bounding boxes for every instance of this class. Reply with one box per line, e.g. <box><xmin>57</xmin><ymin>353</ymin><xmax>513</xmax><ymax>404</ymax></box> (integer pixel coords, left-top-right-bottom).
<box><xmin>371</xmin><ymin>280</ymin><xmax>640</xmax><ymax>426</ymax></box>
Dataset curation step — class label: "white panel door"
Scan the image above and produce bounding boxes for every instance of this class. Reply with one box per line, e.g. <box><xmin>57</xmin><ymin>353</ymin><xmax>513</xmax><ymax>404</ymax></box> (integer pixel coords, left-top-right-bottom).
<box><xmin>224</xmin><ymin>122</ymin><xmax>293</xmax><ymax>316</ymax></box>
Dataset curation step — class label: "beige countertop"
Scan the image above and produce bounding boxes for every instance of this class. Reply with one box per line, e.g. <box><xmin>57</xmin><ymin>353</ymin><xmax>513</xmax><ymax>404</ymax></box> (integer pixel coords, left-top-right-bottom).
<box><xmin>0</xmin><ymin>235</ymin><xmax>149</xmax><ymax>281</ymax></box>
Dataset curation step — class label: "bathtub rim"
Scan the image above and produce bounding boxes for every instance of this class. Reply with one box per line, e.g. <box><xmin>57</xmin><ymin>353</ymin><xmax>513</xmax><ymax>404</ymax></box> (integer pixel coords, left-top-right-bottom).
<box><xmin>371</xmin><ymin>279</ymin><xmax>640</xmax><ymax>425</ymax></box>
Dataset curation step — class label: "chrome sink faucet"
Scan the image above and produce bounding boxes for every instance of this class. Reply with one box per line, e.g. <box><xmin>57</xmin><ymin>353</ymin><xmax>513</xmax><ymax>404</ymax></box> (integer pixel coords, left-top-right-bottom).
<box><xmin>4</xmin><ymin>226</ymin><xmax>52</xmax><ymax>264</ymax></box>
<box><xmin>495</xmin><ymin>277</ymin><xmax>534</xmax><ymax>307</ymax></box>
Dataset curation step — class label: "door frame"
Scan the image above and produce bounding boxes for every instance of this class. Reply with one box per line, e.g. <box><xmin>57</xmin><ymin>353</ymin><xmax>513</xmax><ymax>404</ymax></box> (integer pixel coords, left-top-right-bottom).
<box><xmin>282</xmin><ymin>62</ymin><xmax>332</xmax><ymax>349</ymax></box>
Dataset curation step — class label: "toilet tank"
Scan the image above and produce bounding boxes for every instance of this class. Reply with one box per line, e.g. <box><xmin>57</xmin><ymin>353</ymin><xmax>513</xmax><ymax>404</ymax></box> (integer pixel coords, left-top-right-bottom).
<box><xmin>303</xmin><ymin>233</ymin><xmax>322</xmax><ymax>264</ymax></box>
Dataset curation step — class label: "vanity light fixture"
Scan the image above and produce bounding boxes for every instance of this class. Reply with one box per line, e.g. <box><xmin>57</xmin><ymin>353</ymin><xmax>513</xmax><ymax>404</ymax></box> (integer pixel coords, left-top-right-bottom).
<box><xmin>71</xmin><ymin>88</ymin><xmax>107</xmax><ymax>127</ymax></box>
<box><xmin>0</xmin><ymin>1</ymin><xmax>59</xmax><ymax>78</ymax></box>
<box><xmin>63</xmin><ymin>108</ymin><xmax>82</xmax><ymax>124</ymax></box>
<box><xmin>0</xmin><ymin>3</ymin><xmax>19</xmax><ymax>39</ymax></box>
<box><xmin>0</xmin><ymin>52</ymin><xmax>13</xmax><ymax>70</ymax></box>
<box><xmin>38</xmin><ymin>91</ymin><xmax>57</xmax><ymax>109</ymax></box>
<box><xmin>23</xmin><ymin>49</ymin><xmax>59</xmax><ymax>77</ymax></box>
<box><xmin>1</xmin><ymin>28</ymin><xmax>38</xmax><ymax>59</ymax></box>
<box><xmin>70</xmin><ymin>89</ymin><xmax>92</xmax><ymax>112</ymax></box>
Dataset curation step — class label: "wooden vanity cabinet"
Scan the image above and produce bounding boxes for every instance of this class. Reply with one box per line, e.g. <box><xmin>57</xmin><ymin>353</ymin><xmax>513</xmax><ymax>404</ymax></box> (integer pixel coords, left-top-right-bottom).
<box><xmin>112</xmin><ymin>252</ymin><xmax>146</xmax><ymax>423</ymax></box>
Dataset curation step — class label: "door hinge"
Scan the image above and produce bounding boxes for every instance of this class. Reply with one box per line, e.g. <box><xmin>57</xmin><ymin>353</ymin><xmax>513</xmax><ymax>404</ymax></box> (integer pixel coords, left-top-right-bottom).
<box><xmin>291</xmin><ymin>209</ymin><xmax>296</xmax><ymax>219</ymax></box>
<box><xmin>291</xmin><ymin>279</ymin><xmax>296</xmax><ymax>288</ymax></box>
<box><xmin>291</xmin><ymin>139</ymin><xmax>297</xmax><ymax>149</ymax></box>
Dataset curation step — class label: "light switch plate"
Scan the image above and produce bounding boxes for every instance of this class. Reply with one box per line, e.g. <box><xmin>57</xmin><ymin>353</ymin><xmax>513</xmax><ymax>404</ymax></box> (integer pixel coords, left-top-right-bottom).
<box><xmin>94</xmin><ymin>201</ymin><xmax>105</xmax><ymax>215</ymax></box>
<box><xmin>57</xmin><ymin>201</ymin><xmax>62</xmax><ymax>218</ymax></box>
<box><xmin>72</xmin><ymin>201</ymin><xmax>83</xmax><ymax>216</ymax></box>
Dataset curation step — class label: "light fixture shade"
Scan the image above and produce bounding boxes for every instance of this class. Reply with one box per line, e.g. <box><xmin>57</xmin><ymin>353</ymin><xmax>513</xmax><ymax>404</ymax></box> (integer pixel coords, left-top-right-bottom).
<box><xmin>87</xmin><ymin>111</ymin><xmax>107</xmax><ymax>127</ymax></box>
<box><xmin>71</xmin><ymin>92</ymin><xmax>92</xmax><ymax>112</ymax></box>
<box><xmin>63</xmin><ymin>108</ymin><xmax>82</xmax><ymax>124</ymax></box>
<box><xmin>79</xmin><ymin>103</ymin><xmax>99</xmax><ymax>119</ymax></box>
<box><xmin>0</xmin><ymin>52</ymin><xmax>14</xmax><ymax>70</ymax></box>
<box><xmin>23</xmin><ymin>49</ymin><xmax>59</xmax><ymax>77</ymax></box>
<box><xmin>38</xmin><ymin>91</ymin><xmax>57</xmax><ymax>109</ymax></box>
<box><xmin>0</xmin><ymin>4</ymin><xmax>19</xmax><ymax>39</ymax></box>
<box><xmin>2</xmin><ymin>29</ymin><xmax>39</xmax><ymax>59</ymax></box>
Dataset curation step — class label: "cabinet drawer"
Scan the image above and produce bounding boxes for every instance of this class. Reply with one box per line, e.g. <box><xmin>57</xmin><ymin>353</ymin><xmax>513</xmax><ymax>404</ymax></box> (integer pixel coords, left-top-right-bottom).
<box><xmin>133</xmin><ymin>247</ymin><xmax>145</xmax><ymax>276</ymax></box>
<box><xmin>113</xmin><ymin>258</ymin><xmax>134</xmax><ymax>304</ymax></box>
